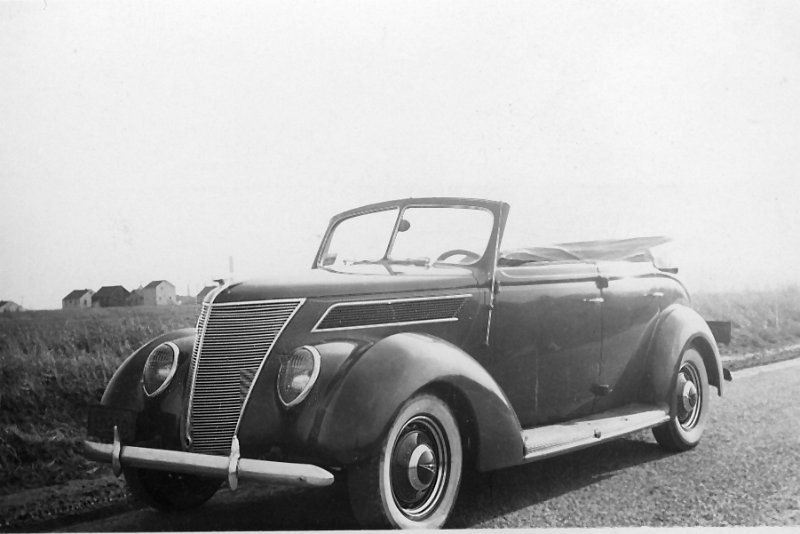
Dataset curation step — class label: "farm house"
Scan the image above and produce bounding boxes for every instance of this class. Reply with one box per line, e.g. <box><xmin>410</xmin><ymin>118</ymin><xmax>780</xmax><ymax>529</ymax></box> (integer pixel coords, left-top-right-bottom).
<box><xmin>140</xmin><ymin>280</ymin><xmax>176</xmax><ymax>306</ymax></box>
<box><xmin>62</xmin><ymin>289</ymin><xmax>93</xmax><ymax>309</ymax></box>
<box><xmin>0</xmin><ymin>300</ymin><xmax>24</xmax><ymax>313</ymax></box>
<box><xmin>91</xmin><ymin>286</ymin><xmax>130</xmax><ymax>308</ymax></box>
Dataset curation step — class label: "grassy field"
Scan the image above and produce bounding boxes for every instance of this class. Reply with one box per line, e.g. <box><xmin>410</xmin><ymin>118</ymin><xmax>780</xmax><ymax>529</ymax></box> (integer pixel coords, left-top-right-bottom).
<box><xmin>1</xmin><ymin>288</ymin><xmax>800</xmax><ymax>496</ymax></box>
<box><xmin>692</xmin><ymin>285</ymin><xmax>800</xmax><ymax>354</ymax></box>
<box><xmin>0</xmin><ymin>305</ymin><xmax>200</xmax><ymax>496</ymax></box>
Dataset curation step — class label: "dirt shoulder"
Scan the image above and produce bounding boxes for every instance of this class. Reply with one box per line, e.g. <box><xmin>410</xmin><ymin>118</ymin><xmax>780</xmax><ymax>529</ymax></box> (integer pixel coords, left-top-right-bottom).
<box><xmin>0</xmin><ymin>476</ymin><xmax>129</xmax><ymax>532</ymax></box>
<box><xmin>3</xmin><ymin>344</ymin><xmax>799</xmax><ymax>532</ymax></box>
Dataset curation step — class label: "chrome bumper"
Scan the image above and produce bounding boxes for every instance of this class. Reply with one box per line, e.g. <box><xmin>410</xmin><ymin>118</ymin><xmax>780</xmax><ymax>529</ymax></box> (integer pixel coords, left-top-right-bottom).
<box><xmin>83</xmin><ymin>426</ymin><xmax>334</xmax><ymax>491</ymax></box>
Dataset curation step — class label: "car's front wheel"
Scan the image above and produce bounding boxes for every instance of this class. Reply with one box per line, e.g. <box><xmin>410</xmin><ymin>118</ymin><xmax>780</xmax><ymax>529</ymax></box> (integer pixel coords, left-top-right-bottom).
<box><xmin>124</xmin><ymin>468</ymin><xmax>221</xmax><ymax>512</ymax></box>
<box><xmin>653</xmin><ymin>347</ymin><xmax>710</xmax><ymax>451</ymax></box>
<box><xmin>346</xmin><ymin>393</ymin><xmax>463</xmax><ymax>529</ymax></box>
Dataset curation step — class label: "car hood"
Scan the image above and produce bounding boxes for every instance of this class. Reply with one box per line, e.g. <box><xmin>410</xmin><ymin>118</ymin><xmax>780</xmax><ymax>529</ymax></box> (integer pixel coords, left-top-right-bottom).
<box><xmin>211</xmin><ymin>266</ymin><xmax>479</xmax><ymax>303</ymax></box>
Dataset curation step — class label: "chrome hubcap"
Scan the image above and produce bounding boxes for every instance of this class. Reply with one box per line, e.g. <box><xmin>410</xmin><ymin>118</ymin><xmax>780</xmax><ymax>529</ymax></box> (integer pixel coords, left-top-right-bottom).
<box><xmin>677</xmin><ymin>362</ymin><xmax>702</xmax><ymax>430</ymax></box>
<box><xmin>681</xmin><ymin>380</ymin><xmax>698</xmax><ymax>413</ymax></box>
<box><xmin>390</xmin><ymin>416</ymin><xmax>448</xmax><ymax>519</ymax></box>
<box><xmin>407</xmin><ymin>444</ymin><xmax>437</xmax><ymax>491</ymax></box>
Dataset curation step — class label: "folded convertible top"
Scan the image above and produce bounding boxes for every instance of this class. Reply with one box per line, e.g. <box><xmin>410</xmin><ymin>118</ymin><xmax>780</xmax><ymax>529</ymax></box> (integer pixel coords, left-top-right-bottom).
<box><xmin>499</xmin><ymin>236</ymin><xmax>671</xmax><ymax>264</ymax></box>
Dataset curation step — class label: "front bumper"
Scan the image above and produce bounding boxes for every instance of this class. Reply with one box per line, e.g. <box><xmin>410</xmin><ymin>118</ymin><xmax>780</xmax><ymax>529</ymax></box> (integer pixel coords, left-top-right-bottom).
<box><xmin>83</xmin><ymin>427</ymin><xmax>334</xmax><ymax>491</ymax></box>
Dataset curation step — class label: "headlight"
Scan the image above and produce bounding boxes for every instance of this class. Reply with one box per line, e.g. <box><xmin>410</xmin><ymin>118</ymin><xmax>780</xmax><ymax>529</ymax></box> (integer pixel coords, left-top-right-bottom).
<box><xmin>277</xmin><ymin>346</ymin><xmax>321</xmax><ymax>407</ymax></box>
<box><xmin>142</xmin><ymin>342</ymin><xmax>179</xmax><ymax>397</ymax></box>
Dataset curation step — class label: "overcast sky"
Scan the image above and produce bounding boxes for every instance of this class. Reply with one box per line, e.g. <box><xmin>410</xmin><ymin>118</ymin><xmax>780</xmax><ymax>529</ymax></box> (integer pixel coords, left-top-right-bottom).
<box><xmin>2</xmin><ymin>0</ymin><xmax>799</xmax><ymax>309</ymax></box>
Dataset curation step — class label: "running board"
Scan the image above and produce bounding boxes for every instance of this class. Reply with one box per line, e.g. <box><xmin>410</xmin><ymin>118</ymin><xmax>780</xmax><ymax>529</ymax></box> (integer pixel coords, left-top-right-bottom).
<box><xmin>522</xmin><ymin>404</ymin><xmax>670</xmax><ymax>461</ymax></box>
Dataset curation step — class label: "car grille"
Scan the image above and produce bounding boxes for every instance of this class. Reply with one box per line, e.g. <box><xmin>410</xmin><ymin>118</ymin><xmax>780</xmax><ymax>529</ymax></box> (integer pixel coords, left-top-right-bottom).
<box><xmin>187</xmin><ymin>299</ymin><xmax>303</xmax><ymax>455</ymax></box>
<box><xmin>314</xmin><ymin>294</ymin><xmax>469</xmax><ymax>331</ymax></box>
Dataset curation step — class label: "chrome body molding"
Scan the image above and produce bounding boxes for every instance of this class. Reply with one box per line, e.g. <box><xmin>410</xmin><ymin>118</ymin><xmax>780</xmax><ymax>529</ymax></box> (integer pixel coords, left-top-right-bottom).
<box><xmin>312</xmin><ymin>293</ymin><xmax>472</xmax><ymax>332</ymax></box>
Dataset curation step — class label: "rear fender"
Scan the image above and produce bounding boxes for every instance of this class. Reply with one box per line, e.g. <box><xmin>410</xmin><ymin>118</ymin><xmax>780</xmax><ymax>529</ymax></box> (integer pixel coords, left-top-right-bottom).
<box><xmin>308</xmin><ymin>332</ymin><xmax>523</xmax><ymax>472</ymax></box>
<box><xmin>645</xmin><ymin>304</ymin><xmax>723</xmax><ymax>412</ymax></box>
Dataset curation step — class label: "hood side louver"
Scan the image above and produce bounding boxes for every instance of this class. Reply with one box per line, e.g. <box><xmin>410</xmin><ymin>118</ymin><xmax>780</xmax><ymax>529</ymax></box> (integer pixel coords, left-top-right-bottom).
<box><xmin>314</xmin><ymin>294</ymin><xmax>469</xmax><ymax>331</ymax></box>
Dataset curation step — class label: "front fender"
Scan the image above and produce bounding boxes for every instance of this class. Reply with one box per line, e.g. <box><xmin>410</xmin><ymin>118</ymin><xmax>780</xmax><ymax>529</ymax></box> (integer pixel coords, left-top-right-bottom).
<box><xmin>101</xmin><ymin>328</ymin><xmax>195</xmax><ymax>411</ymax></box>
<box><xmin>645</xmin><ymin>304</ymin><xmax>723</xmax><ymax>412</ymax></box>
<box><xmin>307</xmin><ymin>332</ymin><xmax>523</xmax><ymax>472</ymax></box>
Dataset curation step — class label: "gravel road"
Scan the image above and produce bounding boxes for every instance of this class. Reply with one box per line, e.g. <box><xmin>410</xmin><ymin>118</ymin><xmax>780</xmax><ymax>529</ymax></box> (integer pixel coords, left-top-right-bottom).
<box><xmin>9</xmin><ymin>358</ymin><xmax>800</xmax><ymax>531</ymax></box>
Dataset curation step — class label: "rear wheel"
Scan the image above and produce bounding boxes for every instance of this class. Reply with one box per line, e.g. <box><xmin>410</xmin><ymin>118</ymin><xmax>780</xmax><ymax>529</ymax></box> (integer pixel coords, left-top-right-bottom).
<box><xmin>347</xmin><ymin>393</ymin><xmax>463</xmax><ymax>529</ymax></box>
<box><xmin>124</xmin><ymin>468</ymin><xmax>221</xmax><ymax>512</ymax></box>
<box><xmin>653</xmin><ymin>347</ymin><xmax>709</xmax><ymax>451</ymax></box>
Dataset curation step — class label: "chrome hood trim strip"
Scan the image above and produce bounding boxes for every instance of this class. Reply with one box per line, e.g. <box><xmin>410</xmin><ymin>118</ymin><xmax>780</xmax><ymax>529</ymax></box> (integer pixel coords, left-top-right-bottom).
<box><xmin>312</xmin><ymin>293</ymin><xmax>471</xmax><ymax>332</ymax></box>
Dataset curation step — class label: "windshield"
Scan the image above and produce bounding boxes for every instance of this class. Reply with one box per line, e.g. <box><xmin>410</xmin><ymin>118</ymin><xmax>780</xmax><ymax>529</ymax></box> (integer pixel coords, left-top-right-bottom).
<box><xmin>320</xmin><ymin>206</ymin><xmax>494</xmax><ymax>268</ymax></box>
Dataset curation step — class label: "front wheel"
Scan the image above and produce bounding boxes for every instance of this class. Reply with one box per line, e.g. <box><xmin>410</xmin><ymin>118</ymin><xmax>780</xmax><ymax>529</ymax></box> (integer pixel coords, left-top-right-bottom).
<box><xmin>346</xmin><ymin>393</ymin><xmax>463</xmax><ymax>529</ymax></box>
<box><xmin>124</xmin><ymin>468</ymin><xmax>221</xmax><ymax>512</ymax></box>
<box><xmin>653</xmin><ymin>347</ymin><xmax>710</xmax><ymax>451</ymax></box>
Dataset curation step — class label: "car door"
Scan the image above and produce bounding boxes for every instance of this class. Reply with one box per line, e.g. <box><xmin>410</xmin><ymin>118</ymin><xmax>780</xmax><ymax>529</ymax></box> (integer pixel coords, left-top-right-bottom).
<box><xmin>593</xmin><ymin>261</ymin><xmax>664</xmax><ymax>413</ymax></box>
<box><xmin>487</xmin><ymin>261</ymin><xmax>603</xmax><ymax>428</ymax></box>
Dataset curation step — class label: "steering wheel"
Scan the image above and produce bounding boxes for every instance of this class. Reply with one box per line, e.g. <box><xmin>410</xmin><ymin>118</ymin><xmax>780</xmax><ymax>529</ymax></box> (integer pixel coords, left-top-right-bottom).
<box><xmin>435</xmin><ymin>249</ymin><xmax>481</xmax><ymax>264</ymax></box>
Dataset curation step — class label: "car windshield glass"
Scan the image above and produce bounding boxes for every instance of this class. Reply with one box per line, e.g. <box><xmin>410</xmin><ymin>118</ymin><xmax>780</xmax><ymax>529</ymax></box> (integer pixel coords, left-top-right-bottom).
<box><xmin>321</xmin><ymin>208</ymin><xmax>399</xmax><ymax>267</ymax></box>
<box><xmin>320</xmin><ymin>205</ymin><xmax>494</xmax><ymax>267</ymax></box>
<box><xmin>390</xmin><ymin>207</ymin><xmax>493</xmax><ymax>265</ymax></box>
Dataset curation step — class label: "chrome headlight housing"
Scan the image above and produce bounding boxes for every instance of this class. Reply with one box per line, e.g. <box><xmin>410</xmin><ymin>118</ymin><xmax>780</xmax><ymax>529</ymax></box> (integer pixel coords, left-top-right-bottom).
<box><xmin>142</xmin><ymin>342</ymin><xmax>179</xmax><ymax>397</ymax></box>
<box><xmin>277</xmin><ymin>345</ymin><xmax>321</xmax><ymax>407</ymax></box>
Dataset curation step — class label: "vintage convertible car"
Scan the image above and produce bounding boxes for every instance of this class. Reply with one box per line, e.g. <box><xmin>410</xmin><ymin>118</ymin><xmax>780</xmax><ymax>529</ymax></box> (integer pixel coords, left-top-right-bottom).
<box><xmin>85</xmin><ymin>197</ymin><xmax>728</xmax><ymax>528</ymax></box>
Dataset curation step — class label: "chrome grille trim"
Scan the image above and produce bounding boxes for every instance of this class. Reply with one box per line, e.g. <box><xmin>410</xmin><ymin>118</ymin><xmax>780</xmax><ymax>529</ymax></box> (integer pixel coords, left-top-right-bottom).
<box><xmin>312</xmin><ymin>294</ymin><xmax>471</xmax><ymax>332</ymax></box>
<box><xmin>186</xmin><ymin>298</ymin><xmax>304</xmax><ymax>455</ymax></box>
<box><xmin>185</xmin><ymin>302</ymin><xmax>211</xmax><ymax>448</ymax></box>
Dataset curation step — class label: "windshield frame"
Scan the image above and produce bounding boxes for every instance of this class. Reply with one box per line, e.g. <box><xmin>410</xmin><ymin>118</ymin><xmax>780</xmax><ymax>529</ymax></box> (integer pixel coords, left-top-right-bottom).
<box><xmin>313</xmin><ymin>197</ymin><xmax>509</xmax><ymax>279</ymax></box>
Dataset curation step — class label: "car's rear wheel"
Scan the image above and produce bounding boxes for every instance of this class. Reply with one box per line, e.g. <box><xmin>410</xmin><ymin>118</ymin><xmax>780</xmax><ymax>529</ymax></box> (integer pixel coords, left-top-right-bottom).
<box><xmin>346</xmin><ymin>393</ymin><xmax>463</xmax><ymax>529</ymax></box>
<box><xmin>124</xmin><ymin>467</ymin><xmax>221</xmax><ymax>512</ymax></box>
<box><xmin>653</xmin><ymin>347</ymin><xmax>709</xmax><ymax>451</ymax></box>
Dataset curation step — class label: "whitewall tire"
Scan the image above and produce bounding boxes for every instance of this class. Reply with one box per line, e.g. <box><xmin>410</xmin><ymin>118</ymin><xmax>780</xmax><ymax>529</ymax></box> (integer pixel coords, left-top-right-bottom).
<box><xmin>347</xmin><ymin>393</ymin><xmax>463</xmax><ymax>529</ymax></box>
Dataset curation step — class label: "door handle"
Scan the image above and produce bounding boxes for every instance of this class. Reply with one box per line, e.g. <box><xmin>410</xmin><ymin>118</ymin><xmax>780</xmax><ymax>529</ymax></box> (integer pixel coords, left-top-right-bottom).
<box><xmin>646</xmin><ymin>291</ymin><xmax>665</xmax><ymax>298</ymax></box>
<box><xmin>583</xmin><ymin>297</ymin><xmax>604</xmax><ymax>304</ymax></box>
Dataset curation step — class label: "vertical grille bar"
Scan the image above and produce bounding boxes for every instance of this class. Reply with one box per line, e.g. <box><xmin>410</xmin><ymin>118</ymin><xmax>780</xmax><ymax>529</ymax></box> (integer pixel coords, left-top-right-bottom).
<box><xmin>187</xmin><ymin>299</ymin><xmax>303</xmax><ymax>455</ymax></box>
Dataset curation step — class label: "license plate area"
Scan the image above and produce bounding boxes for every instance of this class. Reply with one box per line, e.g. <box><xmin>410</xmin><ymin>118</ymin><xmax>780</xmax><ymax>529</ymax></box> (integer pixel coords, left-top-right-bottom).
<box><xmin>87</xmin><ymin>405</ymin><xmax>138</xmax><ymax>443</ymax></box>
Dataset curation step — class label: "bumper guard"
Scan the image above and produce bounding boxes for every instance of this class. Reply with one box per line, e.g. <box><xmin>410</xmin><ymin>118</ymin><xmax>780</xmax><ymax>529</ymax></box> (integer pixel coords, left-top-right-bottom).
<box><xmin>83</xmin><ymin>426</ymin><xmax>334</xmax><ymax>491</ymax></box>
